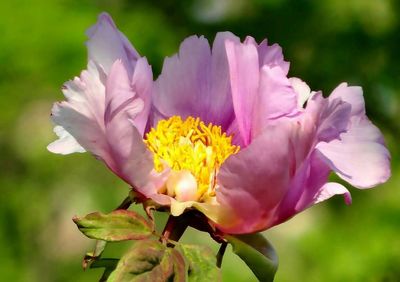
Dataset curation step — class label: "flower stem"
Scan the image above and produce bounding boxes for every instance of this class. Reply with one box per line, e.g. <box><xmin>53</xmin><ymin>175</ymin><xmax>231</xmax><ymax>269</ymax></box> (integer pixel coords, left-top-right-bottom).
<box><xmin>115</xmin><ymin>195</ymin><xmax>133</xmax><ymax>210</ymax></box>
<box><xmin>161</xmin><ymin>214</ymin><xmax>190</xmax><ymax>246</ymax></box>
<box><xmin>216</xmin><ymin>241</ymin><xmax>227</xmax><ymax>268</ymax></box>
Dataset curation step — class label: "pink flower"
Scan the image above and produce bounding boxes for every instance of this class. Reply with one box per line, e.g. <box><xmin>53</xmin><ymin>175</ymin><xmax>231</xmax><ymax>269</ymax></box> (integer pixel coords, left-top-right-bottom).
<box><xmin>48</xmin><ymin>13</ymin><xmax>155</xmax><ymax>190</ymax></box>
<box><xmin>49</xmin><ymin>13</ymin><xmax>391</xmax><ymax>234</ymax></box>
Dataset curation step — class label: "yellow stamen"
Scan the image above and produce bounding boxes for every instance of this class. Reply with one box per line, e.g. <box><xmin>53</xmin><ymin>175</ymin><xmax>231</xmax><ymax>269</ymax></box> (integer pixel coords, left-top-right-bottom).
<box><xmin>144</xmin><ymin>116</ymin><xmax>240</xmax><ymax>201</ymax></box>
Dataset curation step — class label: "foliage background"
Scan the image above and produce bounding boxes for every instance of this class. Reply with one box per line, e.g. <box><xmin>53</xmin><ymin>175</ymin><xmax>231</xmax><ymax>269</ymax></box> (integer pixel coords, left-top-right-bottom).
<box><xmin>0</xmin><ymin>0</ymin><xmax>399</xmax><ymax>281</ymax></box>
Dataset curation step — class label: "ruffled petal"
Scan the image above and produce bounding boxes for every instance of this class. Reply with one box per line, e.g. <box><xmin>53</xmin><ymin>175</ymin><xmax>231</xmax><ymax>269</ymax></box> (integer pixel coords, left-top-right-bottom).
<box><xmin>289</xmin><ymin>77</ymin><xmax>312</xmax><ymax>109</ymax></box>
<box><xmin>154</xmin><ymin>35</ymin><xmax>211</xmax><ymax>120</ymax></box>
<box><xmin>244</xmin><ymin>36</ymin><xmax>290</xmax><ymax>74</ymax></box>
<box><xmin>86</xmin><ymin>12</ymin><xmax>139</xmax><ymax>75</ymax></box>
<box><xmin>216</xmin><ymin>121</ymin><xmax>295</xmax><ymax>233</ymax></box>
<box><xmin>226</xmin><ymin>37</ymin><xmax>298</xmax><ymax>144</ymax></box>
<box><xmin>208</xmin><ymin>32</ymin><xmax>239</xmax><ymax>128</ymax></box>
<box><xmin>49</xmin><ymin>60</ymin><xmax>157</xmax><ymax>194</ymax></box>
<box><xmin>251</xmin><ymin>65</ymin><xmax>298</xmax><ymax>137</ymax></box>
<box><xmin>272</xmin><ymin>93</ymin><xmax>352</xmax><ymax>221</ymax></box>
<box><xmin>225</xmin><ymin>39</ymin><xmax>259</xmax><ymax>146</ymax></box>
<box><xmin>103</xmin><ymin>60</ymin><xmax>145</xmax><ymax>167</ymax></box>
<box><xmin>50</xmin><ymin>62</ymin><xmax>109</xmax><ymax>161</ymax></box>
<box><xmin>271</xmin><ymin>151</ymin><xmax>330</xmax><ymax>226</ymax></box>
<box><xmin>329</xmin><ymin>83</ymin><xmax>365</xmax><ymax>116</ymax></box>
<box><xmin>215</xmin><ymin>89</ymin><xmax>369</xmax><ymax>233</ymax></box>
<box><xmin>131</xmin><ymin>57</ymin><xmax>153</xmax><ymax>135</ymax></box>
<box><xmin>306</xmin><ymin>93</ymin><xmax>352</xmax><ymax>142</ymax></box>
<box><xmin>313</xmin><ymin>182</ymin><xmax>352</xmax><ymax>205</ymax></box>
<box><xmin>316</xmin><ymin>83</ymin><xmax>390</xmax><ymax>188</ymax></box>
<box><xmin>154</xmin><ymin>33</ymin><xmax>239</xmax><ymax>129</ymax></box>
<box><xmin>47</xmin><ymin>125</ymin><xmax>86</xmax><ymax>154</ymax></box>
<box><xmin>316</xmin><ymin>116</ymin><xmax>391</xmax><ymax>188</ymax></box>
<box><xmin>104</xmin><ymin>60</ymin><xmax>140</xmax><ymax>124</ymax></box>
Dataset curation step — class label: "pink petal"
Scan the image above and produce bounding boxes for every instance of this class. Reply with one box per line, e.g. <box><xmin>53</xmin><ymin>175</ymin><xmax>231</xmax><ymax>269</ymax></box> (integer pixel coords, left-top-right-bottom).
<box><xmin>313</xmin><ymin>182</ymin><xmax>352</xmax><ymax>205</ymax></box>
<box><xmin>115</xmin><ymin>124</ymin><xmax>162</xmax><ymax>195</ymax></box>
<box><xmin>272</xmin><ymin>151</ymin><xmax>330</xmax><ymax>225</ymax></box>
<box><xmin>316</xmin><ymin>116</ymin><xmax>391</xmax><ymax>188</ymax></box>
<box><xmin>329</xmin><ymin>83</ymin><xmax>365</xmax><ymax>116</ymax></box>
<box><xmin>47</xmin><ymin>125</ymin><xmax>86</xmax><ymax>154</ymax></box>
<box><xmin>154</xmin><ymin>33</ymin><xmax>239</xmax><ymax>129</ymax></box>
<box><xmin>51</xmin><ymin>101</ymin><xmax>111</xmax><ymax>161</ymax></box>
<box><xmin>216</xmin><ymin>120</ymin><xmax>295</xmax><ymax>233</ymax></box>
<box><xmin>104</xmin><ymin>60</ymin><xmax>145</xmax><ymax>166</ymax></box>
<box><xmin>208</xmin><ymin>32</ymin><xmax>240</xmax><ymax>127</ymax></box>
<box><xmin>245</xmin><ymin>36</ymin><xmax>290</xmax><ymax>74</ymax></box>
<box><xmin>50</xmin><ymin>62</ymin><xmax>109</xmax><ymax>160</ymax></box>
<box><xmin>307</xmin><ymin>93</ymin><xmax>352</xmax><ymax>142</ymax></box>
<box><xmin>49</xmin><ymin>60</ymin><xmax>157</xmax><ymax>195</ymax></box>
<box><xmin>86</xmin><ymin>12</ymin><xmax>139</xmax><ymax>75</ymax></box>
<box><xmin>289</xmin><ymin>77</ymin><xmax>312</xmax><ymax>108</ymax></box>
<box><xmin>251</xmin><ymin>65</ymin><xmax>298</xmax><ymax>137</ymax></box>
<box><xmin>131</xmin><ymin>57</ymin><xmax>153</xmax><ymax>135</ymax></box>
<box><xmin>225</xmin><ymin>39</ymin><xmax>259</xmax><ymax>146</ymax></box>
<box><xmin>154</xmin><ymin>35</ymin><xmax>211</xmax><ymax>120</ymax></box>
<box><xmin>104</xmin><ymin>60</ymin><xmax>138</xmax><ymax>124</ymax></box>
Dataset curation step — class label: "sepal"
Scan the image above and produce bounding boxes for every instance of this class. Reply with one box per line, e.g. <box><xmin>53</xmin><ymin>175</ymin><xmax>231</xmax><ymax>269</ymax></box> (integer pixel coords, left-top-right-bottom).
<box><xmin>225</xmin><ymin>233</ymin><xmax>278</xmax><ymax>282</ymax></box>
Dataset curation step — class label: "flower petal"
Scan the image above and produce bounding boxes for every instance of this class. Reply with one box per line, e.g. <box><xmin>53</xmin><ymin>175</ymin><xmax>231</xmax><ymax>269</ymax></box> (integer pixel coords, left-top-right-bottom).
<box><xmin>86</xmin><ymin>12</ymin><xmax>139</xmax><ymax>75</ymax></box>
<box><xmin>225</xmin><ymin>39</ymin><xmax>259</xmax><ymax>146</ymax></box>
<box><xmin>131</xmin><ymin>57</ymin><xmax>153</xmax><ymax>135</ymax></box>
<box><xmin>49</xmin><ymin>60</ymin><xmax>157</xmax><ymax>195</ymax></box>
<box><xmin>216</xmin><ymin>121</ymin><xmax>295</xmax><ymax>233</ymax></box>
<box><xmin>316</xmin><ymin>83</ymin><xmax>390</xmax><ymax>188</ymax></box>
<box><xmin>251</xmin><ymin>65</ymin><xmax>298</xmax><ymax>137</ymax></box>
<box><xmin>289</xmin><ymin>77</ymin><xmax>312</xmax><ymax>109</ymax></box>
<box><xmin>104</xmin><ymin>60</ymin><xmax>140</xmax><ymax>124</ymax></box>
<box><xmin>47</xmin><ymin>125</ymin><xmax>86</xmax><ymax>154</ymax></box>
<box><xmin>307</xmin><ymin>93</ymin><xmax>352</xmax><ymax>143</ymax></box>
<box><xmin>154</xmin><ymin>33</ymin><xmax>239</xmax><ymax>129</ymax></box>
<box><xmin>103</xmin><ymin>60</ymin><xmax>145</xmax><ymax>168</ymax></box>
<box><xmin>329</xmin><ymin>82</ymin><xmax>365</xmax><ymax>116</ymax></box>
<box><xmin>313</xmin><ymin>182</ymin><xmax>352</xmax><ymax>205</ymax></box>
<box><xmin>50</xmin><ymin>62</ymin><xmax>109</xmax><ymax>160</ymax></box>
<box><xmin>316</xmin><ymin>116</ymin><xmax>391</xmax><ymax>188</ymax></box>
<box><xmin>244</xmin><ymin>36</ymin><xmax>290</xmax><ymax>74</ymax></box>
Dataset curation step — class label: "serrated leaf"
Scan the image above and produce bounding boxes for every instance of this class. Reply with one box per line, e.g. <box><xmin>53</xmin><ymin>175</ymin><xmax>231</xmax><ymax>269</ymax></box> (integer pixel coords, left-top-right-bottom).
<box><xmin>180</xmin><ymin>244</ymin><xmax>221</xmax><ymax>282</ymax></box>
<box><xmin>73</xmin><ymin>210</ymin><xmax>152</xmax><ymax>241</ymax></box>
<box><xmin>225</xmin><ymin>233</ymin><xmax>278</xmax><ymax>282</ymax></box>
<box><xmin>107</xmin><ymin>240</ymin><xmax>186</xmax><ymax>282</ymax></box>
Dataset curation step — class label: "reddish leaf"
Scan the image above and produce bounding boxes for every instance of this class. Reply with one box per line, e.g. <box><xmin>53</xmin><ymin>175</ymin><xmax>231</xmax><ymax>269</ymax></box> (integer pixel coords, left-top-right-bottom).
<box><xmin>107</xmin><ymin>240</ymin><xmax>187</xmax><ymax>282</ymax></box>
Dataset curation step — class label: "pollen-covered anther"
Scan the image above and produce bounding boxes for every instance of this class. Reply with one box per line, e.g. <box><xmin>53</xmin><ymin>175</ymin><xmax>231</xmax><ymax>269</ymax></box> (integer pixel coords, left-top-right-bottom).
<box><xmin>144</xmin><ymin>116</ymin><xmax>240</xmax><ymax>202</ymax></box>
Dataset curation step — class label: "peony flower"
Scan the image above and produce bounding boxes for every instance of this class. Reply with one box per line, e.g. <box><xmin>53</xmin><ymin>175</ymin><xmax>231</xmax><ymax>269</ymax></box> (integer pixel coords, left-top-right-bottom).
<box><xmin>49</xmin><ymin>13</ymin><xmax>390</xmax><ymax>235</ymax></box>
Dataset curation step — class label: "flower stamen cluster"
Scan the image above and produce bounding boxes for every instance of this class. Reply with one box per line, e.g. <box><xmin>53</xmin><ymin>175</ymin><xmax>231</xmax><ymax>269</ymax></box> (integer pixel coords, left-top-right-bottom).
<box><xmin>144</xmin><ymin>116</ymin><xmax>239</xmax><ymax>201</ymax></box>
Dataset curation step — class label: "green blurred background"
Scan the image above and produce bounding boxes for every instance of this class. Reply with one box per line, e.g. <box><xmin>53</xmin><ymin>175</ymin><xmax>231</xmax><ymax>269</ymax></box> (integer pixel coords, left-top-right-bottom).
<box><xmin>0</xmin><ymin>0</ymin><xmax>399</xmax><ymax>281</ymax></box>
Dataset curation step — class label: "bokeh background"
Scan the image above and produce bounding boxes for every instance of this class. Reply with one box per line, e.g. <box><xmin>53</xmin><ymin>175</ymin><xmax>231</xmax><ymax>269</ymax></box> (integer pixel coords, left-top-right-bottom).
<box><xmin>0</xmin><ymin>0</ymin><xmax>399</xmax><ymax>281</ymax></box>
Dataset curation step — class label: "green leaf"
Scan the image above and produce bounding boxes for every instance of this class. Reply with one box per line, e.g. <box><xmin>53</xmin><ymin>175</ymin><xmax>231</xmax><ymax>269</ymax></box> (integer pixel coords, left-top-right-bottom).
<box><xmin>107</xmin><ymin>240</ymin><xmax>186</xmax><ymax>282</ymax></box>
<box><xmin>180</xmin><ymin>244</ymin><xmax>221</xmax><ymax>282</ymax></box>
<box><xmin>73</xmin><ymin>210</ymin><xmax>152</xmax><ymax>241</ymax></box>
<box><xmin>225</xmin><ymin>233</ymin><xmax>278</xmax><ymax>282</ymax></box>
